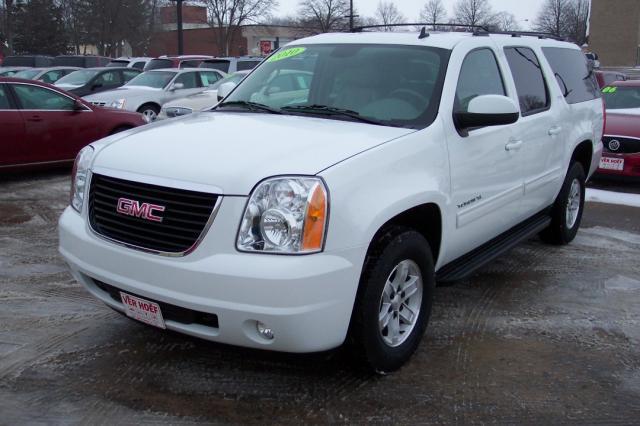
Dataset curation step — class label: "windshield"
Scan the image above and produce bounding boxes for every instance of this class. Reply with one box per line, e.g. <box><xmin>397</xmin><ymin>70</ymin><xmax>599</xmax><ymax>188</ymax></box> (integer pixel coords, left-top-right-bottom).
<box><xmin>14</xmin><ymin>69</ymin><xmax>41</xmax><ymax>79</ymax></box>
<box><xmin>125</xmin><ymin>71</ymin><xmax>176</xmax><ymax>88</ymax></box>
<box><xmin>219</xmin><ymin>44</ymin><xmax>449</xmax><ymax>129</ymax></box>
<box><xmin>603</xmin><ymin>86</ymin><xmax>640</xmax><ymax>109</ymax></box>
<box><xmin>145</xmin><ymin>59</ymin><xmax>173</xmax><ymax>71</ymax></box>
<box><xmin>56</xmin><ymin>69</ymin><xmax>100</xmax><ymax>86</ymax></box>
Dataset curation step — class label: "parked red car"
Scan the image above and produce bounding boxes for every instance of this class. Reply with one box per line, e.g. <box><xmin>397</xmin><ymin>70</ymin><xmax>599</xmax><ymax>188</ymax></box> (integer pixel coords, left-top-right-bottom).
<box><xmin>596</xmin><ymin>112</ymin><xmax>640</xmax><ymax>180</ymax></box>
<box><xmin>0</xmin><ymin>77</ymin><xmax>146</xmax><ymax>170</ymax></box>
<box><xmin>595</xmin><ymin>70</ymin><xmax>627</xmax><ymax>88</ymax></box>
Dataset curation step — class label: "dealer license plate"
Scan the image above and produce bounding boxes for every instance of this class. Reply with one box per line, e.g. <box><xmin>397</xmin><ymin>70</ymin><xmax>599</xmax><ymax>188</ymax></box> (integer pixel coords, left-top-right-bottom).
<box><xmin>599</xmin><ymin>157</ymin><xmax>624</xmax><ymax>171</ymax></box>
<box><xmin>120</xmin><ymin>292</ymin><xmax>166</xmax><ymax>329</ymax></box>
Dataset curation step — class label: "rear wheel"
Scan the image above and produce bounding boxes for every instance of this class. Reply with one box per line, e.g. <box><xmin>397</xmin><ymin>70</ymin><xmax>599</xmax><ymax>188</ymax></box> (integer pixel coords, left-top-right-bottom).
<box><xmin>540</xmin><ymin>162</ymin><xmax>586</xmax><ymax>245</ymax></box>
<box><xmin>348</xmin><ymin>227</ymin><xmax>435</xmax><ymax>373</ymax></box>
<box><xmin>137</xmin><ymin>104</ymin><xmax>160</xmax><ymax>123</ymax></box>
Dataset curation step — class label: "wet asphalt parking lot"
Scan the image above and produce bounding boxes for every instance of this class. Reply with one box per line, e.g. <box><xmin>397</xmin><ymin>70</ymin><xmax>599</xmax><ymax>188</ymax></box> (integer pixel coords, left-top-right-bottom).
<box><xmin>1</xmin><ymin>171</ymin><xmax>639</xmax><ymax>424</ymax></box>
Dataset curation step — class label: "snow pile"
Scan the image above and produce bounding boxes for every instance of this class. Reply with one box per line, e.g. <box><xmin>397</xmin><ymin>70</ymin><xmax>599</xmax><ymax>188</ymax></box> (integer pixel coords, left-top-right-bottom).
<box><xmin>586</xmin><ymin>188</ymin><xmax>640</xmax><ymax>208</ymax></box>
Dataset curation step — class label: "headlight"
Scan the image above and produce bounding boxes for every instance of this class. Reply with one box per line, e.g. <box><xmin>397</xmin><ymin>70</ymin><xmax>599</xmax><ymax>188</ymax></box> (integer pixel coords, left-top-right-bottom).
<box><xmin>70</xmin><ymin>146</ymin><xmax>94</xmax><ymax>212</ymax></box>
<box><xmin>109</xmin><ymin>99</ymin><xmax>126</xmax><ymax>109</ymax></box>
<box><xmin>237</xmin><ymin>176</ymin><xmax>328</xmax><ymax>254</ymax></box>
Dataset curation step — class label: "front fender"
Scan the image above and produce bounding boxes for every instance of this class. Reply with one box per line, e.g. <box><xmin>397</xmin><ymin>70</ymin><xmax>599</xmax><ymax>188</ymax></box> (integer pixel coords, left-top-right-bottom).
<box><xmin>320</xmin><ymin>120</ymin><xmax>451</xmax><ymax>269</ymax></box>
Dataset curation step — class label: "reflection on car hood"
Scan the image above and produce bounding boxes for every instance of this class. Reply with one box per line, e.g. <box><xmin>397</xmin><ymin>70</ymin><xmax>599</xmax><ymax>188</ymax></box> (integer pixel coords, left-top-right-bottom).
<box><xmin>92</xmin><ymin>112</ymin><xmax>414</xmax><ymax>195</ymax></box>
<box><xmin>163</xmin><ymin>91</ymin><xmax>218</xmax><ymax>110</ymax></box>
<box><xmin>605</xmin><ymin>112</ymin><xmax>640</xmax><ymax>138</ymax></box>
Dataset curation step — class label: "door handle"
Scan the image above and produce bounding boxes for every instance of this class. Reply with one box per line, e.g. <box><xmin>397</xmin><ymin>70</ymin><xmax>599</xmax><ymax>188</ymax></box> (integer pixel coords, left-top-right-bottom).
<box><xmin>26</xmin><ymin>115</ymin><xmax>43</xmax><ymax>122</ymax></box>
<box><xmin>548</xmin><ymin>126</ymin><xmax>563</xmax><ymax>136</ymax></box>
<box><xmin>505</xmin><ymin>139</ymin><xmax>523</xmax><ymax>151</ymax></box>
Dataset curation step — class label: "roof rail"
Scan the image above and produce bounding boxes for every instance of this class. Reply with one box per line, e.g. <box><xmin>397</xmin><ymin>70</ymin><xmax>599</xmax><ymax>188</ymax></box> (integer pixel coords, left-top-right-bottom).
<box><xmin>352</xmin><ymin>22</ymin><xmax>490</xmax><ymax>34</ymax></box>
<box><xmin>475</xmin><ymin>29</ymin><xmax>566</xmax><ymax>41</ymax></box>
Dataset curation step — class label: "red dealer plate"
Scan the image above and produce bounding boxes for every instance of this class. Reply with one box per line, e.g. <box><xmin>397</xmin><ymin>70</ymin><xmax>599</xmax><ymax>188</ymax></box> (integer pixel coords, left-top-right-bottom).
<box><xmin>120</xmin><ymin>292</ymin><xmax>166</xmax><ymax>329</ymax></box>
<box><xmin>599</xmin><ymin>157</ymin><xmax>624</xmax><ymax>171</ymax></box>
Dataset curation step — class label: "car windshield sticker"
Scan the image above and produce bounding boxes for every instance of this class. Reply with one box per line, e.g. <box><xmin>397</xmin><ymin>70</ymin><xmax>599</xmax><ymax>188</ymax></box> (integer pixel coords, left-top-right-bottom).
<box><xmin>267</xmin><ymin>47</ymin><xmax>306</xmax><ymax>63</ymax></box>
<box><xmin>603</xmin><ymin>86</ymin><xmax>617</xmax><ymax>93</ymax></box>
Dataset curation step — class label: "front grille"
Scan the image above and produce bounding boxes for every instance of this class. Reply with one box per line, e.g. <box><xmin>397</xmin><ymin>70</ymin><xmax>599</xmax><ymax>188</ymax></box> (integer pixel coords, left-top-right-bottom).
<box><xmin>603</xmin><ymin>136</ymin><xmax>640</xmax><ymax>154</ymax></box>
<box><xmin>89</xmin><ymin>173</ymin><xmax>218</xmax><ymax>254</ymax></box>
<box><xmin>94</xmin><ymin>279</ymin><xmax>219</xmax><ymax>328</ymax></box>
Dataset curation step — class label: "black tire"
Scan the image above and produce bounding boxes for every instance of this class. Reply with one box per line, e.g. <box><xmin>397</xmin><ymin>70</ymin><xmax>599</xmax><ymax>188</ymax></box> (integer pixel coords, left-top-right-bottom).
<box><xmin>348</xmin><ymin>226</ymin><xmax>435</xmax><ymax>373</ymax></box>
<box><xmin>540</xmin><ymin>162</ymin><xmax>586</xmax><ymax>245</ymax></box>
<box><xmin>137</xmin><ymin>103</ymin><xmax>160</xmax><ymax>122</ymax></box>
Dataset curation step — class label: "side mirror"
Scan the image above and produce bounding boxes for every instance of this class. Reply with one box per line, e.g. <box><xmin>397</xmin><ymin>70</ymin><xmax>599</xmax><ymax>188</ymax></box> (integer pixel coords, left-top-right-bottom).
<box><xmin>171</xmin><ymin>82</ymin><xmax>185</xmax><ymax>91</ymax></box>
<box><xmin>454</xmin><ymin>95</ymin><xmax>519</xmax><ymax>131</ymax></box>
<box><xmin>217</xmin><ymin>82</ymin><xmax>237</xmax><ymax>101</ymax></box>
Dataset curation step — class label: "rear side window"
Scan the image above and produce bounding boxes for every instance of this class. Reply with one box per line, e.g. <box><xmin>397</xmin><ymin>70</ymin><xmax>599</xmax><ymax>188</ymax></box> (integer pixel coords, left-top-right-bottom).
<box><xmin>542</xmin><ymin>47</ymin><xmax>600</xmax><ymax>104</ymax></box>
<box><xmin>0</xmin><ymin>85</ymin><xmax>13</xmax><ymax>109</ymax></box>
<box><xmin>132</xmin><ymin>61</ymin><xmax>146</xmax><ymax>70</ymax></box>
<box><xmin>123</xmin><ymin>69</ymin><xmax>140</xmax><ymax>82</ymax></box>
<box><xmin>455</xmin><ymin>48</ymin><xmax>505</xmax><ymax>112</ymax></box>
<box><xmin>237</xmin><ymin>60</ymin><xmax>261</xmax><ymax>71</ymax></box>
<box><xmin>180</xmin><ymin>60</ymin><xmax>202</xmax><ymax>69</ymax></box>
<box><xmin>145</xmin><ymin>59</ymin><xmax>174</xmax><ymax>71</ymax></box>
<box><xmin>200</xmin><ymin>60</ymin><xmax>230</xmax><ymax>73</ymax></box>
<box><xmin>504</xmin><ymin>47</ymin><xmax>549</xmax><ymax>116</ymax></box>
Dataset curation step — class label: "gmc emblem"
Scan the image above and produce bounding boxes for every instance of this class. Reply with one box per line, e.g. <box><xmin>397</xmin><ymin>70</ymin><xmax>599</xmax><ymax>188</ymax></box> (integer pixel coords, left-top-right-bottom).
<box><xmin>116</xmin><ymin>198</ymin><xmax>166</xmax><ymax>222</ymax></box>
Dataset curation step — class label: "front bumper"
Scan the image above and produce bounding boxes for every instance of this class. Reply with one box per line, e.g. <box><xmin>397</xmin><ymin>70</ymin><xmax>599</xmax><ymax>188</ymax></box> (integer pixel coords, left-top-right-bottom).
<box><xmin>58</xmin><ymin>197</ymin><xmax>365</xmax><ymax>353</ymax></box>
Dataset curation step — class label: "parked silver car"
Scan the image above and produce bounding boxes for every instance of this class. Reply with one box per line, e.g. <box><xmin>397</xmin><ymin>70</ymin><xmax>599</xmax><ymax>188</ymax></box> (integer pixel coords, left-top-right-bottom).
<box><xmin>12</xmin><ymin>67</ymin><xmax>81</xmax><ymax>84</ymax></box>
<box><xmin>157</xmin><ymin>71</ymin><xmax>249</xmax><ymax>120</ymax></box>
<box><xmin>83</xmin><ymin>68</ymin><xmax>226</xmax><ymax>122</ymax></box>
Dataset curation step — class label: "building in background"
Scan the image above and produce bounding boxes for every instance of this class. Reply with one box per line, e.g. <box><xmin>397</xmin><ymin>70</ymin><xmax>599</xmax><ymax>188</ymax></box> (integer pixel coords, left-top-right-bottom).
<box><xmin>589</xmin><ymin>0</ymin><xmax>640</xmax><ymax>67</ymax></box>
<box><xmin>146</xmin><ymin>5</ymin><xmax>303</xmax><ymax>58</ymax></box>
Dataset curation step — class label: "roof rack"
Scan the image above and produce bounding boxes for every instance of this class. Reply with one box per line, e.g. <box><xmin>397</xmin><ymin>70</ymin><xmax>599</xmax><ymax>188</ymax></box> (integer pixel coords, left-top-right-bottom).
<box><xmin>351</xmin><ymin>23</ymin><xmax>565</xmax><ymax>42</ymax></box>
<box><xmin>352</xmin><ymin>22</ymin><xmax>489</xmax><ymax>34</ymax></box>
<box><xmin>482</xmin><ymin>30</ymin><xmax>566</xmax><ymax>41</ymax></box>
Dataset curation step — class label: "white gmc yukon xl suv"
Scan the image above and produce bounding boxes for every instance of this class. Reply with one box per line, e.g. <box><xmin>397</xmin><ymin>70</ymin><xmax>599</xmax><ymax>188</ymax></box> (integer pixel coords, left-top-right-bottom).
<box><xmin>59</xmin><ymin>31</ymin><xmax>604</xmax><ymax>372</ymax></box>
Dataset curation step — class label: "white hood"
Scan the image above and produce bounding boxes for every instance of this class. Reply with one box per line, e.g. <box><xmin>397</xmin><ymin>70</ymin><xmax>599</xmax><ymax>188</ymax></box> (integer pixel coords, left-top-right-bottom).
<box><xmin>92</xmin><ymin>111</ymin><xmax>414</xmax><ymax>195</ymax></box>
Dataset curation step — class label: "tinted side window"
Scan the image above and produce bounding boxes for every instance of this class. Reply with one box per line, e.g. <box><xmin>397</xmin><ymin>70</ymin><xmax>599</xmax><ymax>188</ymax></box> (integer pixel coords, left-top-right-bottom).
<box><xmin>199</xmin><ymin>71</ymin><xmax>221</xmax><ymax>86</ymax></box>
<box><xmin>180</xmin><ymin>60</ymin><xmax>201</xmax><ymax>69</ymax></box>
<box><xmin>237</xmin><ymin>60</ymin><xmax>261</xmax><ymax>71</ymax></box>
<box><xmin>96</xmin><ymin>71</ymin><xmax>123</xmax><ymax>86</ymax></box>
<box><xmin>455</xmin><ymin>48</ymin><xmax>505</xmax><ymax>112</ymax></box>
<box><xmin>13</xmin><ymin>84</ymin><xmax>75</xmax><ymax>110</ymax></box>
<box><xmin>123</xmin><ymin>69</ymin><xmax>140</xmax><ymax>82</ymax></box>
<box><xmin>0</xmin><ymin>85</ymin><xmax>13</xmax><ymax>109</ymax></box>
<box><xmin>132</xmin><ymin>62</ymin><xmax>146</xmax><ymax>70</ymax></box>
<box><xmin>504</xmin><ymin>47</ymin><xmax>549</xmax><ymax>115</ymax></box>
<box><xmin>542</xmin><ymin>47</ymin><xmax>600</xmax><ymax>105</ymax></box>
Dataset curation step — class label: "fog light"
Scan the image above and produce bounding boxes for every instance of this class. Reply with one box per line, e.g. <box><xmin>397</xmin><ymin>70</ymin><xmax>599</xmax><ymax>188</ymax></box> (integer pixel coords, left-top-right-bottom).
<box><xmin>256</xmin><ymin>321</ymin><xmax>274</xmax><ymax>340</ymax></box>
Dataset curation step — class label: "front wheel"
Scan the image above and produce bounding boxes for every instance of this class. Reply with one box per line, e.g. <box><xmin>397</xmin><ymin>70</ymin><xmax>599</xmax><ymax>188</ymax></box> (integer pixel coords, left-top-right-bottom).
<box><xmin>540</xmin><ymin>162</ymin><xmax>586</xmax><ymax>245</ymax></box>
<box><xmin>348</xmin><ymin>227</ymin><xmax>435</xmax><ymax>373</ymax></box>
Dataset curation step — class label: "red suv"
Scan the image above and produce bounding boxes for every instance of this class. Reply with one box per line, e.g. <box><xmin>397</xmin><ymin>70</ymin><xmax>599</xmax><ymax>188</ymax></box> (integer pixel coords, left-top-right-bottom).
<box><xmin>0</xmin><ymin>78</ymin><xmax>146</xmax><ymax>171</ymax></box>
<box><xmin>143</xmin><ymin>55</ymin><xmax>213</xmax><ymax>71</ymax></box>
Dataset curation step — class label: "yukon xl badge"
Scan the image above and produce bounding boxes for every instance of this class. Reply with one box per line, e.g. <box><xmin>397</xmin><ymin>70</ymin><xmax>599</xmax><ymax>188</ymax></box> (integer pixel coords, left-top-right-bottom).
<box><xmin>116</xmin><ymin>198</ymin><xmax>166</xmax><ymax>223</ymax></box>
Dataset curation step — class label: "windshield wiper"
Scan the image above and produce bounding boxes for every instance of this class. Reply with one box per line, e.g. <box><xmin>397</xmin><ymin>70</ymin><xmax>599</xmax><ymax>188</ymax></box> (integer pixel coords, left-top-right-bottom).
<box><xmin>281</xmin><ymin>104</ymin><xmax>385</xmax><ymax>125</ymax></box>
<box><xmin>216</xmin><ymin>100</ymin><xmax>282</xmax><ymax>114</ymax></box>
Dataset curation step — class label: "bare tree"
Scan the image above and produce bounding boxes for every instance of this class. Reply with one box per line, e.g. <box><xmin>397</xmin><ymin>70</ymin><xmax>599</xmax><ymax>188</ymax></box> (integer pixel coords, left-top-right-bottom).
<box><xmin>204</xmin><ymin>0</ymin><xmax>278</xmax><ymax>56</ymax></box>
<box><xmin>374</xmin><ymin>1</ymin><xmax>404</xmax><ymax>31</ymax></box>
<box><xmin>453</xmin><ymin>0</ymin><xmax>494</xmax><ymax>27</ymax></box>
<box><xmin>298</xmin><ymin>0</ymin><xmax>350</xmax><ymax>33</ymax></box>
<box><xmin>492</xmin><ymin>11</ymin><xmax>521</xmax><ymax>32</ymax></box>
<box><xmin>534</xmin><ymin>0</ymin><xmax>571</xmax><ymax>37</ymax></box>
<box><xmin>566</xmin><ymin>0</ymin><xmax>589</xmax><ymax>44</ymax></box>
<box><xmin>420</xmin><ymin>0</ymin><xmax>447</xmax><ymax>30</ymax></box>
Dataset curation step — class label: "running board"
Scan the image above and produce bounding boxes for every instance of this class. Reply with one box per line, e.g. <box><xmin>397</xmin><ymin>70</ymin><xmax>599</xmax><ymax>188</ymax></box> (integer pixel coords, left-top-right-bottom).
<box><xmin>436</xmin><ymin>210</ymin><xmax>551</xmax><ymax>283</ymax></box>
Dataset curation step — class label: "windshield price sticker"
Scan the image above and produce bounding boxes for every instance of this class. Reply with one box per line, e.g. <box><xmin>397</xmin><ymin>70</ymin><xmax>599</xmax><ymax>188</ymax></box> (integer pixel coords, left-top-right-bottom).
<box><xmin>267</xmin><ymin>47</ymin><xmax>306</xmax><ymax>63</ymax></box>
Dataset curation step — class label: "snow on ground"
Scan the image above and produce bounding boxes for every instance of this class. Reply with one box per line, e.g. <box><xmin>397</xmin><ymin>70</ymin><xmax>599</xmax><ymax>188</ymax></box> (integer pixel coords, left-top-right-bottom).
<box><xmin>586</xmin><ymin>188</ymin><xmax>640</xmax><ymax>208</ymax></box>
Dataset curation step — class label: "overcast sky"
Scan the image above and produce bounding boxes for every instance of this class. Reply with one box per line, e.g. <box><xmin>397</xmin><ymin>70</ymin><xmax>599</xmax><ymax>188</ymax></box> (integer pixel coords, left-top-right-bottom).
<box><xmin>276</xmin><ymin>0</ymin><xmax>545</xmax><ymax>30</ymax></box>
